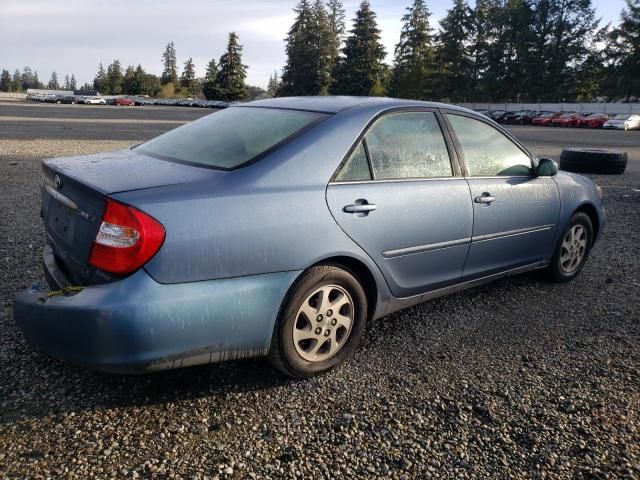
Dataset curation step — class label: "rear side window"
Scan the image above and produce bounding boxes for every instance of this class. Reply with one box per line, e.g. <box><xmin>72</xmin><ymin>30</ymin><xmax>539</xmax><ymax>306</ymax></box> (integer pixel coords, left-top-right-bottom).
<box><xmin>334</xmin><ymin>142</ymin><xmax>371</xmax><ymax>181</ymax></box>
<box><xmin>136</xmin><ymin>107</ymin><xmax>328</xmax><ymax>169</ymax></box>
<box><xmin>447</xmin><ymin>114</ymin><xmax>532</xmax><ymax>176</ymax></box>
<box><xmin>365</xmin><ymin>112</ymin><xmax>452</xmax><ymax>179</ymax></box>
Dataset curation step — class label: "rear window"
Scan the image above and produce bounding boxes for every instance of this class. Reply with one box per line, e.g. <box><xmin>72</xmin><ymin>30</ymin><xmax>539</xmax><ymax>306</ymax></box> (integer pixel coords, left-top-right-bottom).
<box><xmin>136</xmin><ymin>107</ymin><xmax>328</xmax><ymax>169</ymax></box>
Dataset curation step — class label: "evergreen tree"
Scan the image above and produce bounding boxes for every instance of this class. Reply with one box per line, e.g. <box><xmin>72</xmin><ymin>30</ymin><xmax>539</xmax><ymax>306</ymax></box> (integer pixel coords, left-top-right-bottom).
<box><xmin>331</xmin><ymin>1</ymin><xmax>387</xmax><ymax>96</ymax></box>
<box><xmin>70</xmin><ymin>74</ymin><xmax>77</xmax><ymax>91</ymax></box>
<box><xmin>311</xmin><ymin>0</ymin><xmax>334</xmax><ymax>94</ymax></box>
<box><xmin>33</xmin><ymin>71</ymin><xmax>42</xmax><ymax>89</ymax></box>
<box><xmin>161</xmin><ymin>41</ymin><xmax>178</xmax><ymax>85</ymax></box>
<box><xmin>267</xmin><ymin>70</ymin><xmax>280</xmax><ymax>96</ymax></box>
<box><xmin>93</xmin><ymin>63</ymin><xmax>107</xmax><ymax>93</ymax></box>
<box><xmin>21</xmin><ymin>66</ymin><xmax>38</xmax><ymax>90</ymax></box>
<box><xmin>181</xmin><ymin>57</ymin><xmax>197</xmax><ymax>94</ymax></box>
<box><xmin>64</xmin><ymin>74</ymin><xmax>70</xmax><ymax>90</ymax></box>
<box><xmin>327</xmin><ymin>0</ymin><xmax>346</xmax><ymax>76</ymax></box>
<box><xmin>391</xmin><ymin>0</ymin><xmax>435</xmax><ymax>100</ymax></box>
<box><xmin>435</xmin><ymin>0</ymin><xmax>475</xmax><ymax>101</ymax></box>
<box><xmin>106</xmin><ymin>60</ymin><xmax>123</xmax><ymax>94</ymax></box>
<box><xmin>0</xmin><ymin>69</ymin><xmax>11</xmax><ymax>92</ymax></box>
<box><xmin>203</xmin><ymin>58</ymin><xmax>221</xmax><ymax>100</ymax></box>
<box><xmin>279</xmin><ymin>0</ymin><xmax>317</xmax><ymax>95</ymax></box>
<box><xmin>216</xmin><ymin>32</ymin><xmax>248</xmax><ymax>101</ymax></box>
<box><xmin>609</xmin><ymin>0</ymin><xmax>640</xmax><ymax>99</ymax></box>
<box><xmin>12</xmin><ymin>69</ymin><xmax>22</xmax><ymax>91</ymax></box>
<box><xmin>123</xmin><ymin>65</ymin><xmax>138</xmax><ymax>94</ymax></box>
<box><xmin>47</xmin><ymin>71</ymin><xmax>59</xmax><ymax>90</ymax></box>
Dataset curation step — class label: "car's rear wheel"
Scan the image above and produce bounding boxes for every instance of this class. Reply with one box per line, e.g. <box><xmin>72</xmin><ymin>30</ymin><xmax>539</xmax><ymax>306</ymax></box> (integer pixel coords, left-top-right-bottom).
<box><xmin>547</xmin><ymin>212</ymin><xmax>593</xmax><ymax>282</ymax></box>
<box><xmin>268</xmin><ymin>264</ymin><xmax>367</xmax><ymax>378</ymax></box>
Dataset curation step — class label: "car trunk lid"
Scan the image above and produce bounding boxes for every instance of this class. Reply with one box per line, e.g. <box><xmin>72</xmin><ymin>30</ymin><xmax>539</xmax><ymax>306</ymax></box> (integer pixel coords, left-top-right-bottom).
<box><xmin>41</xmin><ymin>148</ymin><xmax>224</xmax><ymax>285</ymax></box>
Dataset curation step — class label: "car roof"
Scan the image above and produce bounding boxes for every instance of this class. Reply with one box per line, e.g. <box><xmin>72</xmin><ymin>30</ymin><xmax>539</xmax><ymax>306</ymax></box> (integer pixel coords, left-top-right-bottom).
<box><xmin>241</xmin><ymin>96</ymin><xmax>472</xmax><ymax>115</ymax></box>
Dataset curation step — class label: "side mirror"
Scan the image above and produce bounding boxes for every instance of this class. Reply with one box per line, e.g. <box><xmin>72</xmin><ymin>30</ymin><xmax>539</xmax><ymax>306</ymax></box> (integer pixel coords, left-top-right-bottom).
<box><xmin>536</xmin><ymin>158</ymin><xmax>558</xmax><ymax>177</ymax></box>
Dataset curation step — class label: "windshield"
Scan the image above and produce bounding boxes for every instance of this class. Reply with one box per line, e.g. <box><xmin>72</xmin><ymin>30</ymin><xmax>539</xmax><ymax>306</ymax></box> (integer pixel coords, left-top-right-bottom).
<box><xmin>559</xmin><ymin>113</ymin><xmax>575</xmax><ymax>118</ymax></box>
<box><xmin>539</xmin><ymin>113</ymin><xmax>554</xmax><ymax>117</ymax></box>
<box><xmin>613</xmin><ymin>114</ymin><xmax>630</xmax><ymax>120</ymax></box>
<box><xmin>136</xmin><ymin>107</ymin><xmax>329</xmax><ymax>169</ymax></box>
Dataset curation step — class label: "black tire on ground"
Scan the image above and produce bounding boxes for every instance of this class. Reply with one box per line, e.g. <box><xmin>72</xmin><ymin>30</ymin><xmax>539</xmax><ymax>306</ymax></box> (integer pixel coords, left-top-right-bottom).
<box><xmin>546</xmin><ymin>212</ymin><xmax>593</xmax><ymax>283</ymax></box>
<box><xmin>268</xmin><ymin>264</ymin><xmax>367</xmax><ymax>379</ymax></box>
<box><xmin>559</xmin><ymin>148</ymin><xmax>627</xmax><ymax>174</ymax></box>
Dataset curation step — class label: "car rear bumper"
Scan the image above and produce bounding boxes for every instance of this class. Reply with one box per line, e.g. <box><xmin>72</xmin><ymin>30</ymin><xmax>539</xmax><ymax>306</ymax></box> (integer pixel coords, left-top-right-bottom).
<box><xmin>14</xmin><ymin>247</ymin><xmax>300</xmax><ymax>373</ymax></box>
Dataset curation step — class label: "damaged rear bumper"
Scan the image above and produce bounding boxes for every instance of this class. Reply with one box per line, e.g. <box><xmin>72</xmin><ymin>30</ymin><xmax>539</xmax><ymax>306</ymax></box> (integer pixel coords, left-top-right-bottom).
<box><xmin>14</xmin><ymin>248</ymin><xmax>300</xmax><ymax>373</ymax></box>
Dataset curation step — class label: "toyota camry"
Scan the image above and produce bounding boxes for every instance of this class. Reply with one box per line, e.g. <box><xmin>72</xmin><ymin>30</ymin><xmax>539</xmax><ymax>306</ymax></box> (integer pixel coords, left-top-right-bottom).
<box><xmin>14</xmin><ymin>97</ymin><xmax>605</xmax><ymax>378</ymax></box>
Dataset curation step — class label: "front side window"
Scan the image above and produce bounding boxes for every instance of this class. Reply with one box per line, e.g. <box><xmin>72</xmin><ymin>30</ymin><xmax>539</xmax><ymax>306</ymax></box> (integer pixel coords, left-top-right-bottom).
<box><xmin>136</xmin><ymin>107</ymin><xmax>328</xmax><ymax>169</ymax></box>
<box><xmin>364</xmin><ymin>112</ymin><xmax>452</xmax><ymax>179</ymax></box>
<box><xmin>447</xmin><ymin>114</ymin><xmax>532</xmax><ymax>177</ymax></box>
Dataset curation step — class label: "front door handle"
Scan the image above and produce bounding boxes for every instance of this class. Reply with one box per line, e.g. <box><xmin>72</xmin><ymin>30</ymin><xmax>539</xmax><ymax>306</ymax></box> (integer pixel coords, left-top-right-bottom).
<box><xmin>474</xmin><ymin>193</ymin><xmax>496</xmax><ymax>205</ymax></box>
<box><xmin>344</xmin><ymin>204</ymin><xmax>377</xmax><ymax>213</ymax></box>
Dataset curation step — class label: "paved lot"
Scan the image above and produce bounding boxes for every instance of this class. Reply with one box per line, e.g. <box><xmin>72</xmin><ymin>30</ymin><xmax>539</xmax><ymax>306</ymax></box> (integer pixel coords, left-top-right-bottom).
<box><xmin>0</xmin><ymin>102</ymin><xmax>639</xmax><ymax>479</ymax></box>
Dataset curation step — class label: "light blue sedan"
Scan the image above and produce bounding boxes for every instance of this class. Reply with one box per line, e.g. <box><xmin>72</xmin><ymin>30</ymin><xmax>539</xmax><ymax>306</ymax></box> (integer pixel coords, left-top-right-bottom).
<box><xmin>14</xmin><ymin>97</ymin><xmax>605</xmax><ymax>378</ymax></box>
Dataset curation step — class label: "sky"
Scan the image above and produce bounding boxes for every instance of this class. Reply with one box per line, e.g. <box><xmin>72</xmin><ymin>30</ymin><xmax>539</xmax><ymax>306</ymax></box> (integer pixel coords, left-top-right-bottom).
<box><xmin>0</xmin><ymin>0</ymin><xmax>628</xmax><ymax>89</ymax></box>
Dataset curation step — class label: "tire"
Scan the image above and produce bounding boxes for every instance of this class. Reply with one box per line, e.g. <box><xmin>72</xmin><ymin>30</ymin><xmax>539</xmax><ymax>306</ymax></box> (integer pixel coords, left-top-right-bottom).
<box><xmin>559</xmin><ymin>148</ymin><xmax>627</xmax><ymax>174</ymax></box>
<box><xmin>268</xmin><ymin>264</ymin><xmax>367</xmax><ymax>378</ymax></box>
<box><xmin>547</xmin><ymin>212</ymin><xmax>593</xmax><ymax>283</ymax></box>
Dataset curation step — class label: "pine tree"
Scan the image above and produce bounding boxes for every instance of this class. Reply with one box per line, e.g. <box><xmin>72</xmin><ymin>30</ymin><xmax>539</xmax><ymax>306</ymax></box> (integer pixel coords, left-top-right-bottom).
<box><xmin>216</xmin><ymin>32</ymin><xmax>248</xmax><ymax>101</ymax></box>
<box><xmin>609</xmin><ymin>0</ymin><xmax>640</xmax><ymax>99</ymax></box>
<box><xmin>181</xmin><ymin>57</ymin><xmax>197</xmax><ymax>94</ymax></box>
<box><xmin>0</xmin><ymin>69</ymin><xmax>11</xmax><ymax>92</ymax></box>
<box><xmin>390</xmin><ymin>0</ymin><xmax>435</xmax><ymax>100</ymax></box>
<box><xmin>123</xmin><ymin>65</ymin><xmax>138</xmax><ymax>94</ymax></box>
<box><xmin>106</xmin><ymin>60</ymin><xmax>123</xmax><ymax>94</ymax></box>
<box><xmin>12</xmin><ymin>69</ymin><xmax>22</xmax><ymax>91</ymax></box>
<box><xmin>70</xmin><ymin>74</ymin><xmax>77</xmax><ymax>91</ymax></box>
<box><xmin>279</xmin><ymin>0</ymin><xmax>317</xmax><ymax>95</ymax></box>
<box><xmin>435</xmin><ymin>0</ymin><xmax>475</xmax><ymax>101</ymax></box>
<box><xmin>311</xmin><ymin>0</ymin><xmax>334</xmax><ymax>94</ymax></box>
<box><xmin>21</xmin><ymin>67</ymin><xmax>37</xmax><ymax>90</ymax></box>
<box><xmin>327</xmin><ymin>0</ymin><xmax>346</xmax><ymax>75</ymax></box>
<box><xmin>267</xmin><ymin>70</ymin><xmax>280</xmax><ymax>96</ymax></box>
<box><xmin>48</xmin><ymin>71</ymin><xmax>59</xmax><ymax>90</ymax></box>
<box><xmin>93</xmin><ymin>63</ymin><xmax>107</xmax><ymax>93</ymax></box>
<box><xmin>64</xmin><ymin>74</ymin><xmax>70</xmax><ymax>90</ymax></box>
<box><xmin>161</xmin><ymin>41</ymin><xmax>179</xmax><ymax>85</ymax></box>
<box><xmin>203</xmin><ymin>59</ymin><xmax>221</xmax><ymax>100</ymax></box>
<box><xmin>33</xmin><ymin>71</ymin><xmax>42</xmax><ymax>89</ymax></box>
<box><xmin>331</xmin><ymin>1</ymin><xmax>387</xmax><ymax>96</ymax></box>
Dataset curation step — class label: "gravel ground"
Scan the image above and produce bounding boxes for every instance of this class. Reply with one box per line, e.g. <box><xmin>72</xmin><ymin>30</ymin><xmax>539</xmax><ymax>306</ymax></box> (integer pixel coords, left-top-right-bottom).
<box><xmin>1</xmin><ymin>103</ymin><xmax>639</xmax><ymax>479</ymax></box>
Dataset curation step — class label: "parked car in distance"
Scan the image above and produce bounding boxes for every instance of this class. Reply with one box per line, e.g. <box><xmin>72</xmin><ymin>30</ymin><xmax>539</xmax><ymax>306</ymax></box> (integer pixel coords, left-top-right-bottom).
<box><xmin>502</xmin><ymin>110</ymin><xmax>536</xmax><ymax>125</ymax></box>
<box><xmin>551</xmin><ymin>112</ymin><xmax>581</xmax><ymax>127</ymax></box>
<box><xmin>577</xmin><ymin>113</ymin><xmax>609</xmax><ymax>129</ymax></box>
<box><xmin>53</xmin><ymin>95</ymin><xmax>78</xmax><ymax>104</ymax></box>
<box><xmin>603</xmin><ymin>114</ymin><xmax>640</xmax><ymax>130</ymax></box>
<box><xmin>14</xmin><ymin>97</ymin><xmax>605</xmax><ymax>378</ymax></box>
<box><xmin>81</xmin><ymin>97</ymin><xmax>107</xmax><ymax>105</ymax></box>
<box><xmin>474</xmin><ymin>109</ymin><xmax>491</xmax><ymax>117</ymax></box>
<box><xmin>111</xmin><ymin>98</ymin><xmax>135</xmax><ymax>106</ymax></box>
<box><xmin>488</xmin><ymin>110</ymin><xmax>508</xmax><ymax>123</ymax></box>
<box><xmin>532</xmin><ymin>112</ymin><xmax>561</xmax><ymax>126</ymax></box>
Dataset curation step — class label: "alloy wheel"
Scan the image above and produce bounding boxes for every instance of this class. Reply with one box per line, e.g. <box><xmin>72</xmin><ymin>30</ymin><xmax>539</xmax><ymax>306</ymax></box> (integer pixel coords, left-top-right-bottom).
<box><xmin>292</xmin><ymin>285</ymin><xmax>354</xmax><ymax>362</ymax></box>
<box><xmin>560</xmin><ymin>224</ymin><xmax>587</xmax><ymax>273</ymax></box>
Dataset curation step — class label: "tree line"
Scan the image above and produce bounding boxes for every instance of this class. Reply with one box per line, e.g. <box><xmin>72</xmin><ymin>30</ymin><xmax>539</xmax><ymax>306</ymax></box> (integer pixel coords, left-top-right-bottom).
<box><xmin>276</xmin><ymin>0</ymin><xmax>640</xmax><ymax>102</ymax></box>
<box><xmin>1</xmin><ymin>0</ymin><xmax>638</xmax><ymax>102</ymax></box>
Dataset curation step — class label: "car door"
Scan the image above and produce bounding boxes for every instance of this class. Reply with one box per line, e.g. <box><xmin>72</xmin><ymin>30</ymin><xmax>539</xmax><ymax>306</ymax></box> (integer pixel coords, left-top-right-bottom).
<box><xmin>443</xmin><ymin>111</ymin><xmax>560</xmax><ymax>280</ymax></box>
<box><xmin>326</xmin><ymin>110</ymin><xmax>473</xmax><ymax>298</ymax></box>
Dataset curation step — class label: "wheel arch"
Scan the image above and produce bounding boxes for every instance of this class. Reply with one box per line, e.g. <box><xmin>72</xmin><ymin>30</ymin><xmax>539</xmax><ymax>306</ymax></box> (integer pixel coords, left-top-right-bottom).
<box><xmin>575</xmin><ymin>202</ymin><xmax>600</xmax><ymax>240</ymax></box>
<box><xmin>305</xmin><ymin>255</ymin><xmax>379</xmax><ymax>322</ymax></box>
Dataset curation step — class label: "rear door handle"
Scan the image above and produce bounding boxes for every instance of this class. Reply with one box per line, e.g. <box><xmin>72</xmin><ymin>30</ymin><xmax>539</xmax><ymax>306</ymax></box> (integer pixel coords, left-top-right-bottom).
<box><xmin>344</xmin><ymin>204</ymin><xmax>377</xmax><ymax>213</ymax></box>
<box><xmin>474</xmin><ymin>193</ymin><xmax>496</xmax><ymax>204</ymax></box>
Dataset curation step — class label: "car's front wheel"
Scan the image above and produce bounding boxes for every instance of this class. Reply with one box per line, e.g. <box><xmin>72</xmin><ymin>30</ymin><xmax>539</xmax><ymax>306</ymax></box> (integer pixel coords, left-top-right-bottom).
<box><xmin>547</xmin><ymin>212</ymin><xmax>593</xmax><ymax>282</ymax></box>
<box><xmin>268</xmin><ymin>264</ymin><xmax>367</xmax><ymax>378</ymax></box>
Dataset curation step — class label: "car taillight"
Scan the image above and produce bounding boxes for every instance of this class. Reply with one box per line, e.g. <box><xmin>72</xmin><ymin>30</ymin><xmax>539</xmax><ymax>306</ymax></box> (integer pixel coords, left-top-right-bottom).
<box><xmin>89</xmin><ymin>198</ymin><xmax>165</xmax><ymax>274</ymax></box>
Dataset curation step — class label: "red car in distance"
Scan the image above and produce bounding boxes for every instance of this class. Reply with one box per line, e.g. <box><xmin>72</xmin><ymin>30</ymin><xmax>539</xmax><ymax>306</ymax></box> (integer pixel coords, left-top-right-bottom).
<box><xmin>532</xmin><ymin>112</ymin><xmax>561</xmax><ymax>126</ymax></box>
<box><xmin>113</xmin><ymin>98</ymin><xmax>135</xmax><ymax>106</ymax></box>
<box><xmin>551</xmin><ymin>112</ymin><xmax>582</xmax><ymax>127</ymax></box>
<box><xmin>577</xmin><ymin>113</ymin><xmax>609</xmax><ymax>129</ymax></box>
